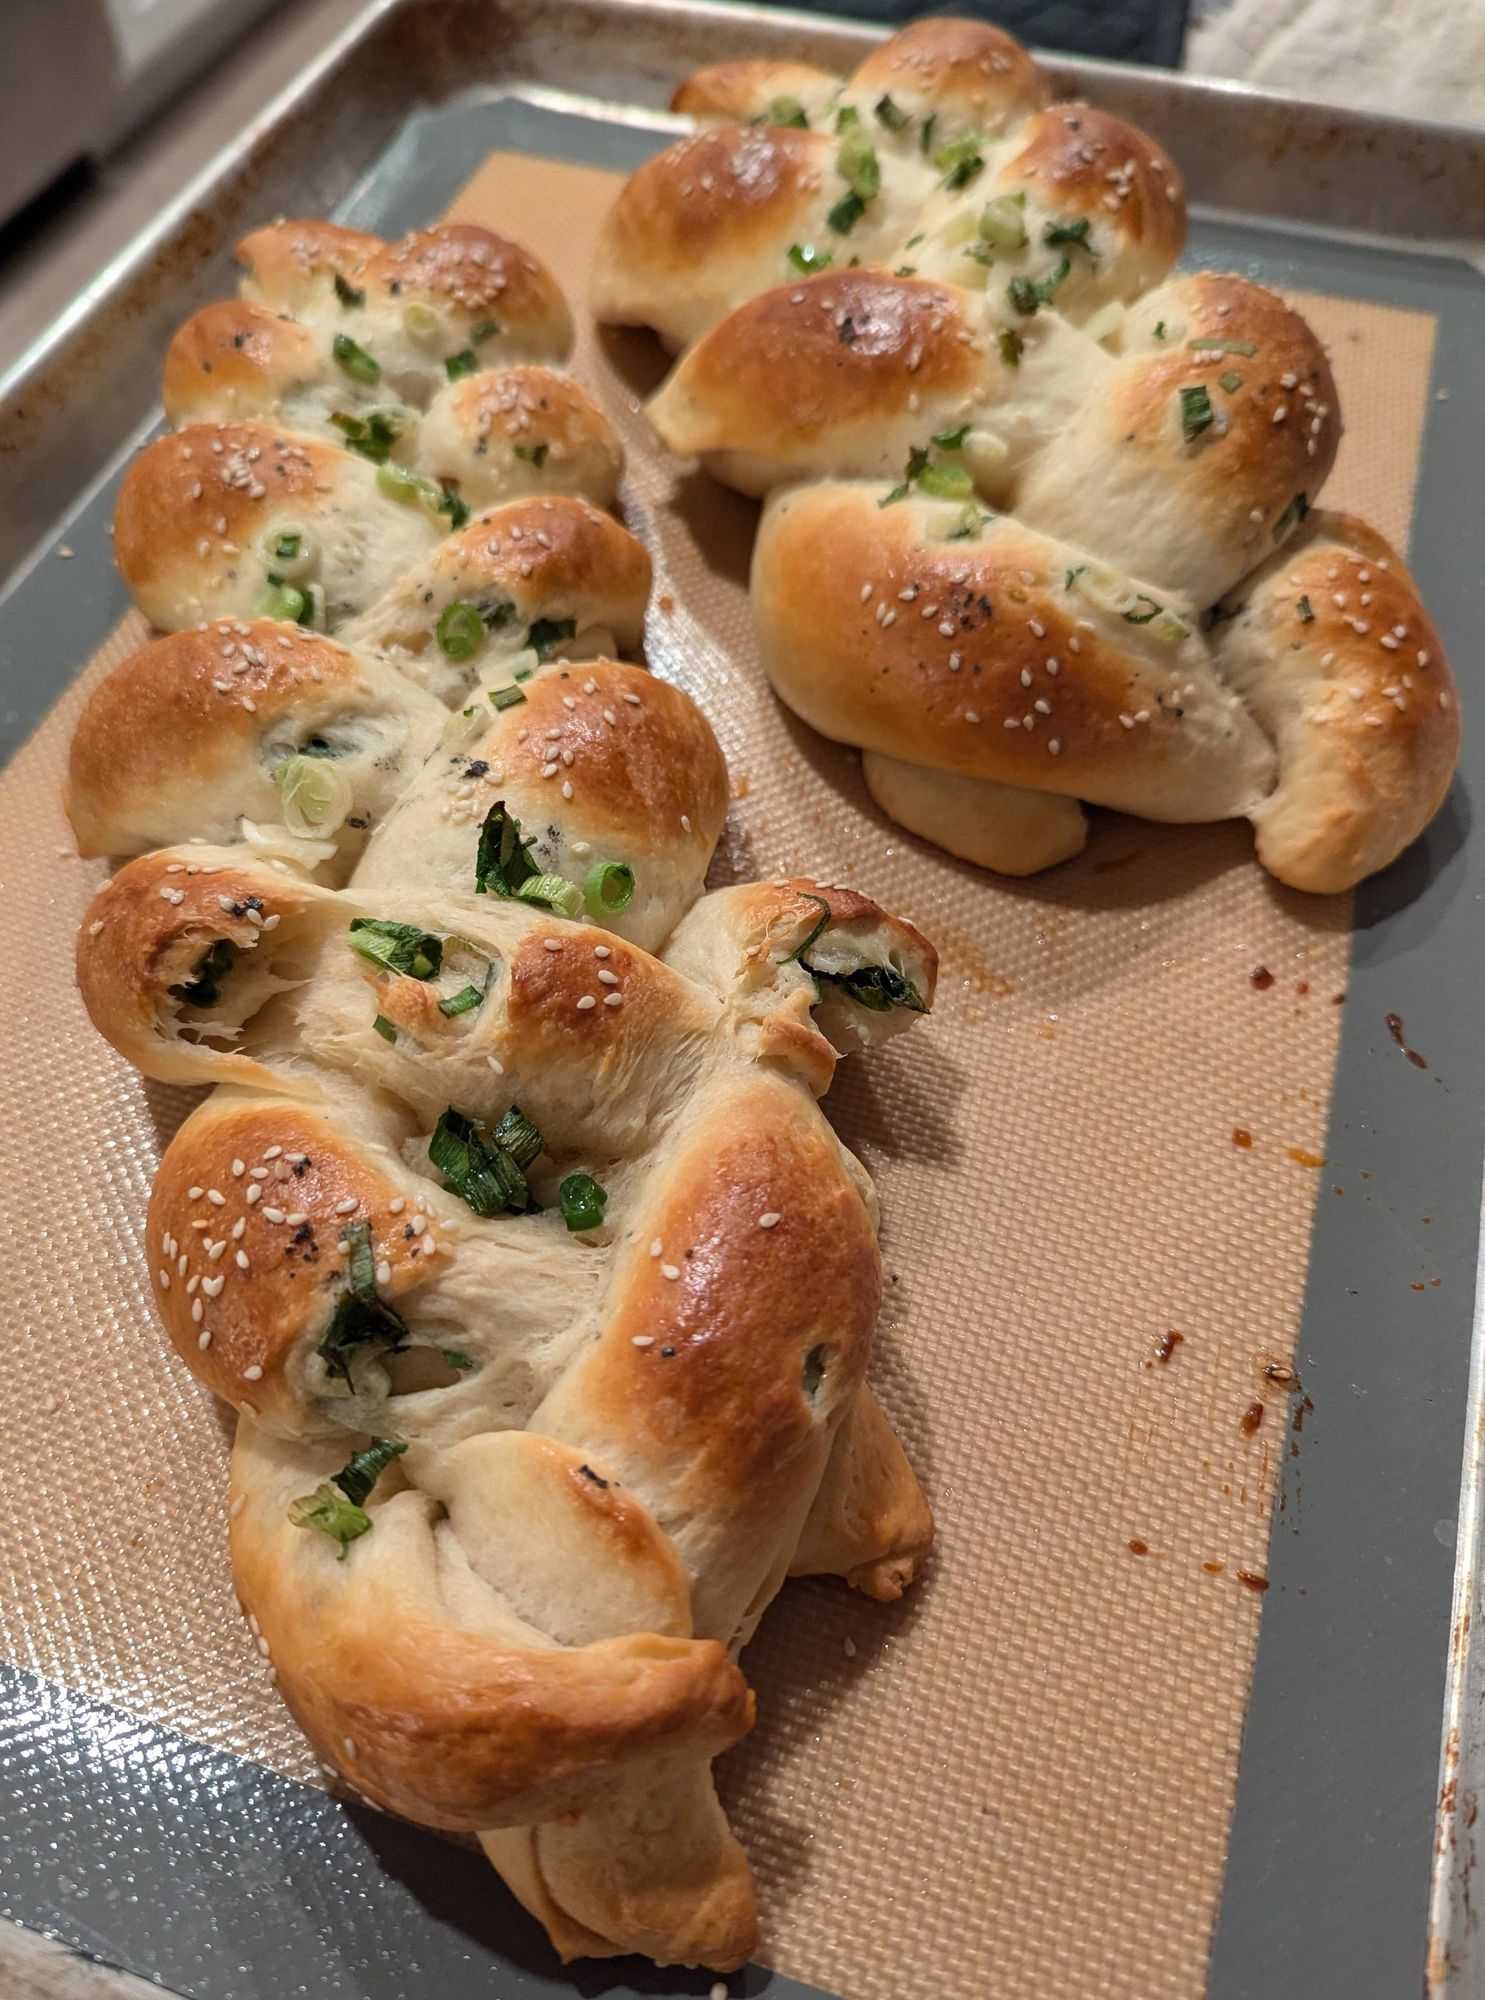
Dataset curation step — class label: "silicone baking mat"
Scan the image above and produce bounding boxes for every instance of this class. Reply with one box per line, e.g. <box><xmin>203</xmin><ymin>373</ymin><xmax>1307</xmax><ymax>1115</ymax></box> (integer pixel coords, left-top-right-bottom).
<box><xmin>0</xmin><ymin>115</ymin><xmax>1463</xmax><ymax>2000</ymax></box>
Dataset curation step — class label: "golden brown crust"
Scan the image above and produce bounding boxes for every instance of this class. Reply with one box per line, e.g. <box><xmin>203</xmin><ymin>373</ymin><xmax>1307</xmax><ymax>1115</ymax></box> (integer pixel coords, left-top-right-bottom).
<box><xmin>1001</xmin><ymin>102</ymin><xmax>1185</xmax><ymax>272</ymax></box>
<box><xmin>651</xmin><ymin>271</ymin><xmax>979</xmax><ymax>459</ymax></box>
<box><xmin>752</xmin><ymin>481</ymin><xmax>1275</xmax><ymax>821</ymax></box>
<box><xmin>671</xmin><ymin>59</ymin><xmax>837</xmax><ymax>122</ymax></box>
<box><xmin>846</xmin><ymin>16</ymin><xmax>1048</xmax><ymax>133</ymax></box>
<box><xmin>425</xmin><ymin>494</ymin><xmax>652</xmax><ymax>634</ymax></box>
<box><xmin>236</xmin><ymin>220</ymin><xmax>381</xmax><ymax>310</ymax></box>
<box><xmin>147</xmin><ymin>1095</ymin><xmax>426</xmax><ymax>1421</ymax></box>
<box><xmin>1217</xmin><ymin>511</ymin><xmax>1460</xmax><ymax>891</ymax></box>
<box><xmin>363</xmin><ymin>224</ymin><xmax>573</xmax><ymax>357</ymax></box>
<box><xmin>66</xmin><ymin>621</ymin><xmax>363</xmax><ymax>856</ymax></box>
<box><xmin>162</xmin><ymin>301</ymin><xmax>323</xmax><ymax>428</ymax></box>
<box><xmin>76</xmin><ymin>849</ymin><xmax>332</xmax><ymax>1086</ymax></box>
<box><xmin>419</xmin><ymin>366</ymin><xmax>623</xmax><ymax>509</ymax></box>
<box><xmin>791</xmin><ymin>1382</ymin><xmax>935</xmax><ymax>1599</ymax></box>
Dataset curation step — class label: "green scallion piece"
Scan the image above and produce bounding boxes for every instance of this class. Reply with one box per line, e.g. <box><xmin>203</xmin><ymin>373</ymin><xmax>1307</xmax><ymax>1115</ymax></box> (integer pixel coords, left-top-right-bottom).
<box><xmin>445</xmin><ymin>349</ymin><xmax>479</xmax><ymax>381</ymax></box>
<box><xmin>931</xmin><ymin>423</ymin><xmax>970</xmax><ymax>450</ymax></box>
<box><xmin>1273</xmin><ymin>491</ymin><xmax>1310</xmax><ymax>541</ymax></box>
<box><xmin>372</xmin><ymin>1014</ymin><xmax>397</xmax><ymax>1043</ymax></box>
<box><xmin>1219</xmin><ymin>370</ymin><xmax>1243</xmax><ymax>394</ymax></box>
<box><xmin>333</xmin><ymin>275</ymin><xmax>365</xmax><ymax>309</ymax></box>
<box><xmin>874</xmin><ymin>93</ymin><xmax>910</xmax><ymax>131</ymax></box>
<box><xmin>998</xmin><ymin>327</ymin><xmax>1024</xmax><ymax>369</ymax></box>
<box><xmin>933</xmin><ymin>130</ymin><xmax>986</xmax><ymax>190</ymax></box>
<box><xmin>1179</xmin><ymin>383</ymin><xmax>1215</xmax><ymax>440</ymax></box>
<box><xmin>558</xmin><ymin>1173</ymin><xmax>608</xmax><ymax>1233</ymax></box>
<box><xmin>489</xmin><ymin>683</ymin><xmax>527</xmax><ymax>712</ymax></box>
<box><xmin>515</xmin><ymin>873</ymin><xmax>584</xmax><ymax>919</ymax></box>
<box><xmin>1043</xmin><ymin>216</ymin><xmax>1093</xmax><ymax>252</ymax></box>
<box><xmin>978</xmin><ymin>192</ymin><xmax>1028</xmax><ymax>251</ymax></box>
<box><xmin>584</xmin><ymin>860</ymin><xmax>635</xmax><ymax>915</ymax></box>
<box><xmin>915</xmin><ymin>461</ymin><xmax>973</xmax><ymax>500</ymax></box>
<box><xmin>333</xmin><ymin>332</ymin><xmax>380</xmax><ymax>384</ymax></box>
<box><xmin>527</xmin><ymin>617</ymin><xmax>576</xmax><ymax>661</ymax></box>
<box><xmin>288</xmin><ymin>1484</ymin><xmax>372</xmax><ymax>1558</ymax></box>
<box><xmin>513</xmin><ymin>442</ymin><xmax>549</xmax><ymax>467</ymax></box>
<box><xmin>788</xmin><ymin>242</ymin><xmax>832</xmax><ymax>274</ymax></box>
<box><xmin>259</xmin><ymin>580</ymin><xmax>308</xmax><ymax>624</ymax></box>
<box><xmin>765</xmin><ymin>94</ymin><xmax>809</xmax><ymax>128</ymax></box>
<box><xmin>438</xmin><ymin>984</ymin><xmax>484</xmax><ymax>1017</ymax></box>
<box><xmin>1008</xmin><ymin>258</ymin><xmax>1071</xmax><ymax>316</ymax></box>
<box><xmin>470</xmin><ymin>318</ymin><xmax>500</xmax><ymax>344</ymax></box>
<box><xmin>347</xmin><ymin>918</ymin><xmax>443</xmax><ymax>980</ymax></box>
<box><xmin>827</xmin><ymin>191</ymin><xmax>865</xmax><ymax>234</ymax></box>
<box><xmin>436</xmin><ymin>600</ymin><xmax>485</xmax><ymax>662</ymax></box>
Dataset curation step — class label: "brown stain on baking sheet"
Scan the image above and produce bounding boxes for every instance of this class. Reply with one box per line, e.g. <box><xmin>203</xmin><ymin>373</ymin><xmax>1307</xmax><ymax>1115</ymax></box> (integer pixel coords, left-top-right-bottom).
<box><xmin>1385</xmin><ymin>1011</ymin><xmax>1429</xmax><ymax>1070</ymax></box>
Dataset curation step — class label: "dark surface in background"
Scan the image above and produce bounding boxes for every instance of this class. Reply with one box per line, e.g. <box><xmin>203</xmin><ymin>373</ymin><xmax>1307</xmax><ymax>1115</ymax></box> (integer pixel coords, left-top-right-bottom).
<box><xmin>723</xmin><ymin>0</ymin><xmax>1191</xmax><ymax>68</ymax></box>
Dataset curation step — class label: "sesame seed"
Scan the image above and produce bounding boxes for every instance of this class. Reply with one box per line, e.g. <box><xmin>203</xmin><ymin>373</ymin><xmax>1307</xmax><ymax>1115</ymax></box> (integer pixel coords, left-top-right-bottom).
<box><xmin>632</xmin><ymin>1334</ymin><xmax>655</xmax><ymax>1348</ymax></box>
<box><xmin>577</xmin><ymin>995</ymin><xmax>597</xmax><ymax>1010</ymax></box>
<box><xmin>262</xmin><ymin>1207</ymin><xmax>285</xmax><ymax>1224</ymax></box>
<box><xmin>408</xmin><ymin>1214</ymin><xmax>426</xmax><ymax>1237</ymax></box>
<box><xmin>964</xmin><ymin>709</ymin><xmax>981</xmax><ymax>724</ymax></box>
<box><xmin>649</xmin><ymin>1238</ymin><xmax>663</xmax><ymax>1257</ymax></box>
<box><xmin>243</xmin><ymin>1364</ymin><xmax>263</xmax><ymax>1382</ymax></box>
<box><xmin>263</xmin><ymin>1147</ymin><xmax>282</xmax><ymax>1160</ymax></box>
<box><xmin>844</xmin><ymin>1637</ymin><xmax>857</xmax><ymax>1659</ymax></box>
<box><xmin>198</xmin><ymin>1329</ymin><xmax>212</xmax><ymax>1350</ymax></box>
<box><xmin>561</xmin><ymin>780</ymin><xmax>573</xmax><ymax>799</ymax></box>
<box><xmin>594</xmin><ymin>944</ymin><xmax>612</xmax><ymax>959</ymax></box>
<box><xmin>189</xmin><ymin>1186</ymin><xmax>203</xmax><ymax>1200</ymax></box>
<box><xmin>543</xmin><ymin>938</ymin><xmax>562</xmax><ymax>953</ymax></box>
<box><xmin>661</xmin><ymin>1263</ymin><xmax>681</xmax><ymax>1280</ymax></box>
<box><xmin>207</xmin><ymin>1188</ymin><xmax>226</xmax><ymax>1206</ymax></box>
<box><xmin>758</xmin><ymin>1212</ymin><xmax>782</xmax><ymax>1228</ymax></box>
<box><xmin>191</xmin><ymin>1299</ymin><xmax>204</xmax><ymax>1324</ymax></box>
<box><xmin>604</xmin><ymin>992</ymin><xmax>622</xmax><ymax>1007</ymax></box>
<box><xmin>202</xmin><ymin>1276</ymin><xmax>224</xmax><ymax>1299</ymax></box>
<box><xmin>335</xmin><ymin>1197</ymin><xmax>357</xmax><ymax>1215</ymax></box>
<box><xmin>860</xmin><ymin>582</ymin><xmax>873</xmax><ymax>602</ymax></box>
<box><xmin>158</xmin><ymin>1270</ymin><xmax>171</xmax><ymax>1290</ymax></box>
<box><xmin>1049</xmin><ymin>739</ymin><xmax>1061</xmax><ymax>755</ymax></box>
<box><xmin>245</xmin><ymin>1184</ymin><xmax>261</xmax><ymax>1205</ymax></box>
<box><xmin>622</xmin><ymin>691</ymin><xmax>641</xmax><ymax>706</ymax></box>
<box><xmin>235</xmin><ymin>1251</ymin><xmax>250</xmax><ymax>1271</ymax></box>
<box><xmin>389</xmin><ymin>1197</ymin><xmax>406</xmax><ymax>1215</ymax></box>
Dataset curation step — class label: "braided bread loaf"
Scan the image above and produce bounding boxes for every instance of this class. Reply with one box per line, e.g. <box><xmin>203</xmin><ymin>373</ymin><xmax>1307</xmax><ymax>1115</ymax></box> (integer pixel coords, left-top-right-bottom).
<box><xmin>67</xmin><ymin>220</ymin><xmax>938</xmax><ymax>1971</ymax></box>
<box><xmin>592</xmin><ymin>17</ymin><xmax>1459</xmax><ymax>892</ymax></box>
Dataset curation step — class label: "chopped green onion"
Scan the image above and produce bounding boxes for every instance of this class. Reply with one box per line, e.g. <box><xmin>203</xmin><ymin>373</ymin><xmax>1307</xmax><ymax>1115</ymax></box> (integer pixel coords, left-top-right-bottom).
<box><xmin>515</xmin><ymin>873</ymin><xmax>584</xmax><ymax>919</ymax></box>
<box><xmin>919</xmin><ymin>112</ymin><xmax>936</xmax><ymax>156</ymax></box>
<box><xmin>333</xmin><ymin>332</ymin><xmax>380</xmax><ymax>384</ymax></box>
<box><xmin>931</xmin><ymin>423</ymin><xmax>970</xmax><ymax>451</ymax></box>
<box><xmin>827</xmin><ymin>191</ymin><xmax>865</xmax><ymax>234</ymax></box>
<box><xmin>978</xmin><ymin>193</ymin><xmax>1028</xmax><ymax>251</ymax></box>
<box><xmin>947</xmin><ymin>504</ymin><xmax>989</xmax><ymax>540</ymax></box>
<box><xmin>493</xmin><ymin>1106</ymin><xmax>543</xmax><ymax>1169</ymax></box>
<box><xmin>1065</xmin><ymin>564</ymin><xmax>1087</xmax><ymax>588</ymax></box>
<box><xmin>878</xmin><ymin>481</ymin><xmax>909</xmax><ymax>507</ymax></box>
<box><xmin>1219</xmin><ymin>370</ymin><xmax>1243</xmax><ymax>394</ymax></box>
<box><xmin>489</xmin><ymin>682</ymin><xmax>527</xmax><ymax>712</ymax></box>
<box><xmin>316</xmin><ymin>1220</ymin><xmax>410</xmax><ymax>1387</ymax></box>
<box><xmin>471</xmin><ymin>317</ymin><xmax>500</xmax><ymax>344</ymax></box>
<box><xmin>335</xmin><ymin>1435</ymin><xmax>407</xmax><ymax>1508</ymax></box>
<box><xmin>837</xmin><ymin>126</ymin><xmax>880</xmax><ymax>200</ymax></box>
<box><xmin>998</xmin><ymin>327</ymin><xmax>1024</xmax><ymax>369</ymax></box>
<box><xmin>528</xmin><ymin>617</ymin><xmax>576</xmax><ymax>660</ymax></box>
<box><xmin>438</xmin><ymin>984</ymin><xmax>484</xmax><ymax>1016</ymax></box>
<box><xmin>584</xmin><ymin>860</ymin><xmax>635</xmax><ymax>915</ymax></box>
<box><xmin>445</xmin><ymin>349</ymin><xmax>479</xmax><ymax>381</ymax></box>
<box><xmin>288</xmin><ymin>1484</ymin><xmax>371</xmax><ymax>1558</ymax></box>
<box><xmin>372</xmin><ymin>1014</ymin><xmax>397</xmax><ymax>1042</ymax></box>
<box><xmin>822</xmin><ymin>963</ymin><xmax>927</xmax><ymax>1012</ymax></box>
<box><xmin>835</xmin><ymin>105</ymin><xmax>859</xmax><ymax>131</ymax></box>
<box><xmin>874</xmin><ymin>92</ymin><xmax>910</xmax><ymax>131</ymax></box>
<box><xmin>1043</xmin><ymin>216</ymin><xmax>1093</xmax><ymax>252</ymax></box>
<box><xmin>1296</xmin><ymin>594</ymin><xmax>1315</xmax><ymax>623</ymax></box>
<box><xmin>1187</xmin><ymin>336</ymin><xmax>1257</xmax><ymax>356</ymax></box>
<box><xmin>1179</xmin><ymin>384</ymin><xmax>1215</xmax><ymax>441</ymax></box>
<box><xmin>259</xmin><ymin>580</ymin><xmax>308</xmax><ymax>624</ymax></box>
<box><xmin>1122</xmin><ymin>595</ymin><xmax>1163</xmax><ymax>626</ymax></box>
<box><xmin>513</xmin><ymin>442</ymin><xmax>549</xmax><ymax>467</ymax></box>
<box><xmin>1152</xmin><ymin>320</ymin><xmax>1167</xmax><ymax>340</ymax></box>
<box><xmin>276</xmin><ymin>754</ymin><xmax>353</xmax><ymax>837</ymax></box>
<box><xmin>347</xmin><ymin>918</ymin><xmax>443</xmax><ymax>980</ymax></box>
<box><xmin>1273</xmin><ymin>491</ymin><xmax>1310</xmax><ymax>542</ymax></box>
<box><xmin>402</xmin><ymin>302</ymin><xmax>441</xmax><ymax>338</ymax></box>
<box><xmin>904</xmin><ymin>231</ymin><xmax>924</xmax><ymax>248</ymax></box>
<box><xmin>788</xmin><ymin>242</ymin><xmax>832</xmax><ymax>274</ymax></box>
<box><xmin>437</xmin><ymin>481</ymin><xmax>470</xmax><ymax>532</ymax></box>
<box><xmin>782</xmin><ymin>893</ymin><xmax>832</xmax><ymax>965</ymax></box>
<box><xmin>440</xmin><ymin>1347</ymin><xmax>476</xmax><ymax>1371</ymax></box>
<box><xmin>376</xmin><ymin>462</ymin><xmax>422</xmax><ymax>502</ymax></box>
<box><xmin>333</xmin><ymin>275</ymin><xmax>365</xmax><ymax>309</ymax></box>
<box><xmin>270</xmin><ymin>531</ymin><xmax>302</xmax><ymax>564</ymax></box>
<box><xmin>436</xmin><ymin>600</ymin><xmax>485</xmax><ymax>661</ymax></box>
<box><xmin>475</xmin><ymin>801</ymin><xmax>539</xmax><ymax>897</ymax></box>
<box><xmin>1008</xmin><ymin>259</ymin><xmax>1071</xmax><ymax>316</ymax></box>
<box><xmin>916</xmin><ymin>461</ymin><xmax>973</xmax><ymax>500</ymax></box>
<box><xmin>429</xmin><ymin>1107</ymin><xmax>540</xmax><ymax>1217</ymax></box>
<box><xmin>765</xmin><ymin>94</ymin><xmax>809</xmax><ymax>128</ymax></box>
<box><xmin>559</xmin><ymin>1173</ymin><xmax>608</xmax><ymax>1233</ymax></box>
<box><xmin>170</xmin><ymin>938</ymin><xmax>234</xmax><ymax>1012</ymax></box>
<box><xmin>933</xmin><ymin>130</ymin><xmax>986</xmax><ymax>190</ymax></box>
<box><xmin>330</xmin><ymin>408</ymin><xmax>400</xmax><ymax>463</ymax></box>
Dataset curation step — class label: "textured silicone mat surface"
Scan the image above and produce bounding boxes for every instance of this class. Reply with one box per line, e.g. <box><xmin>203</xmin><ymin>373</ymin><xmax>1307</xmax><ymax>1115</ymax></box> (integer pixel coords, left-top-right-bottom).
<box><xmin>0</xmin><ymin>148</ymin><xmax>1433</xmax><ymax>2000</ymax></box>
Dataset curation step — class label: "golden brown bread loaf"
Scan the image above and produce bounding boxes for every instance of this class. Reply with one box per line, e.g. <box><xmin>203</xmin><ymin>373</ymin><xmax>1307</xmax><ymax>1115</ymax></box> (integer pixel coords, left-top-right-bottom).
<box><xmin>68</xmin><ymin>216</ymin><xmax>938</xmax><ymax>1970</ymax></box>
<box><xmin>593</xmin><ymin>17</ymin><xmax>1460</xmax><ymax>893</ymax></box>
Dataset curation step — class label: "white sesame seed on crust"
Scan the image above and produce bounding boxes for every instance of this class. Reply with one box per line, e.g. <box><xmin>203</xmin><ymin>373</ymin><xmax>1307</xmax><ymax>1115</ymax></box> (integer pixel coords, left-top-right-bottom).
<box><xmin>577</xmin><ymin>994</ymin><xmax>597</xmax><ymax>1010</ymax></box>
<box><xmin>604</xmin><ymin>992</ymin><xmax>622</xmax><ymax>1007</ymax></box>
<box><xmin>243</xmin><ymin>1364</ymin><xmax>263</xmax><ymax>1382</ymax></box>
<box><xmin>661</xmin><ymin>1263</ymin><xmax>681</xmax><ymax>1280</ymax></box>
<box><xmin>245</xmin><ymin>1184</ymin><xmax>261</xmax><ymax>1205</ymax></box>
<box><xmin>758</xmin><ymin>1212</ymin><xmax>782</xmax><ymax>1229</ymax></box>
<box><xmin>632</xmin><ymin>1334</ymin><xmax>655</xmax><ymax>1348</ymax></box>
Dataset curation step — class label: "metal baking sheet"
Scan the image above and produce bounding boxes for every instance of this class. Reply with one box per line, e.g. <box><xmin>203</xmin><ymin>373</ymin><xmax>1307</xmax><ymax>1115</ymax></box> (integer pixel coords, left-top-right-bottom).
<box><xmin>1</xmin><ymin>5</ymin><xmax>1483</xmax><ymax>1997</ymax></box>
